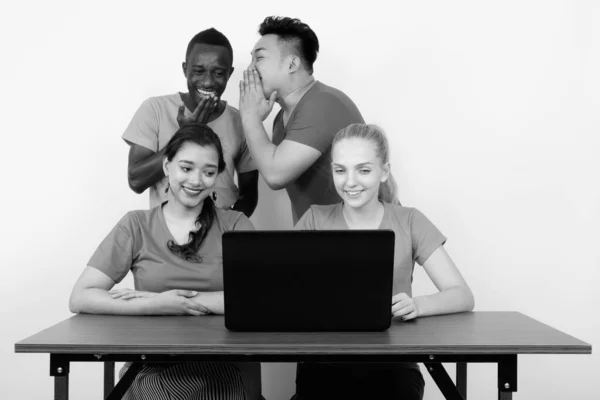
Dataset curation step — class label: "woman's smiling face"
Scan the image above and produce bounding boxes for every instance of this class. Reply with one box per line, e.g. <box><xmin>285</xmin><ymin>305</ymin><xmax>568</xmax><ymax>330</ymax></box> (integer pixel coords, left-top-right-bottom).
<box><xmin>331</xmin><ymin>137</ymin><xmax>389</xmax><ymax>210</ymax></box>
<box><xmin>163</xmin><ymin>141</ymin><xmax>220</xmax><ymax>209</ymax></box>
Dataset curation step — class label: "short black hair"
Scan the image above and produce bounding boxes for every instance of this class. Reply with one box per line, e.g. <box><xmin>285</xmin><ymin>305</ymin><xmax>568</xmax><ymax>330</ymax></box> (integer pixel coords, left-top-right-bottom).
<box><xmin>185</xmin><ymin>28</ymin><xmax>233</xmax><ymax>66</ymax></box>
<box><xmin>259</xmin><ymin>16</ymin><xmax>319</xmax><ymax>74</ymax></box>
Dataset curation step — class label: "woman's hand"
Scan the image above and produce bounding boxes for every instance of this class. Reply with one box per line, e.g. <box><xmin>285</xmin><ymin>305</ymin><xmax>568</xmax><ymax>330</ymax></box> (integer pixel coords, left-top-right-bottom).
<box><xmin>391</xmin><ymin>293</ymin><xmax>419</xmax><ymax>321</ymax></box>
<box><xmin>145</xmin><ymin>290</ymin><xmax>210</xmax><ymax>316</ymax></box>
<box><xmin>109</xmin><ymin>288</ymin><xmax>158</xmax><ymax>300</ymax></box>
<box><xmin>189</xmin><ymin>291</ymin><xmax>224</xmax><ymax>315</ymax></box>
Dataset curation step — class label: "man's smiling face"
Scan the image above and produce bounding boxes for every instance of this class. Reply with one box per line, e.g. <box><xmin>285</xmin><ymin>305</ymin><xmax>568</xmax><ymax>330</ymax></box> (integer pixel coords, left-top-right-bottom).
<box><xmin>249</xmin><ymin>34</ymin><xmax>289</xmax><ymax>98</ymax></box>
<box><xmin>183</xmin><ymin>43</ymin><xmax>233</xmax><ymax>107</ymax></box>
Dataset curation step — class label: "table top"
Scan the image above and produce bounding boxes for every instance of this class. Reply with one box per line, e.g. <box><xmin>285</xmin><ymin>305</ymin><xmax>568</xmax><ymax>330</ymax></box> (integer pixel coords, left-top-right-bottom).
<box><xmin>15</xmin><ymin>312</ymin><xmax>591</xmax><ymax>356</ymax></box>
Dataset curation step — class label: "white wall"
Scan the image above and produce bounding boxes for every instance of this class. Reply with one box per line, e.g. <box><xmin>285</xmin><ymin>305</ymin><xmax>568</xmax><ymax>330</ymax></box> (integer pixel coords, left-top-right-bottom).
<box><xmin>1</xmin><ymin>0</ymin><xmax>598</xmax><ymax>398</ymax></box>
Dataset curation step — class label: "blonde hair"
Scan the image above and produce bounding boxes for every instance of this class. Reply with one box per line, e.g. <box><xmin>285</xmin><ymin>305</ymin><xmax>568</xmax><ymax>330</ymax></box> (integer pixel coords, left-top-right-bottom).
<box><xmin>332</xmin><ymin>123</ymin><xmax>400</xmax><ymax>205</ymax></box>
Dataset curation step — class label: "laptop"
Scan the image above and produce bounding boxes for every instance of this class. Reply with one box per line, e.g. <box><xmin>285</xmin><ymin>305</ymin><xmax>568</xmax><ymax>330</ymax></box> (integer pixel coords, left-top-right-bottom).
<box><xmin>222</xmin><ymin>230</ymin><xmax>395</xmax><ymax>332</ymax></box>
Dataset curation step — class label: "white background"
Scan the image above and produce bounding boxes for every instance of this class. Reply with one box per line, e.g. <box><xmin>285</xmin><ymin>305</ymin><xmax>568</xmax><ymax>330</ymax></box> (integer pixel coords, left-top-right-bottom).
<box><xmin>1</xmin><ymin>0</ymin><xmax>598</xmax><ymax>399</ymax></box>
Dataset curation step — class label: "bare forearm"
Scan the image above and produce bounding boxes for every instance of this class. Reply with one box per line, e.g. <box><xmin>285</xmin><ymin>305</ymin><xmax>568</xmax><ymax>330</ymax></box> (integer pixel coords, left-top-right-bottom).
<box><xmin>240</xmin><ymin>117</ymin><xmax>280</xmax><ymax>181</ymax></box>
<box><xmin>128</xmin><ymin>148</ymin><xmax>166</xmax><ymax>194</ymax></box>
<box><xmin>232</xmin><ymin>171</ymin><xmax>259</xmax><ymax>217</ymax></box>
<box><xmin>414</xmin><ymin>286</ymin><xmax>475</xmax><ymax>318</ymax></box>
<box><xmin>70</xmin><ymin>288</ymin><xmax>152</xmax><ymax>315</ymax></box>
<box><xmin>193</xmin><ymin>291</ymin><xmax>224</xmax><ymax>315</ymax></box>
<box><xmin>232</xmin><ymin>193</ymin><xmax>257</xmax><ymax>217</ymax></box>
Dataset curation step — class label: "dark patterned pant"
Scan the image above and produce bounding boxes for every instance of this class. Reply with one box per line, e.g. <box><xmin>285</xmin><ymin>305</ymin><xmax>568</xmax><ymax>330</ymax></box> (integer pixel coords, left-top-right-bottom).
<box><xmin>120</xmin><ymin>362</ymin><xmax>247</xmax><ymax>400</ymax></box>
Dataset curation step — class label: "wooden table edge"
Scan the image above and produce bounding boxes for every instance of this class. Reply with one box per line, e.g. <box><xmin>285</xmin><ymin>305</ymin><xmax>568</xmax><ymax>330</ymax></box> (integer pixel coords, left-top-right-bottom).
<box><xmin>15</xmin><ymin>344</ymin><xmax>592</xmax><ymax>355</ymax></box>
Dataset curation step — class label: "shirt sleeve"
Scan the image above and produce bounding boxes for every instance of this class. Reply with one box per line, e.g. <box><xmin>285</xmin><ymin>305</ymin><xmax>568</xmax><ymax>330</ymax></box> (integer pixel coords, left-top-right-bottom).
<box><xmin>235</xmin><ymin>138</ymin><xmax>257</xmax><ymax>174</ymax></box>
<box><xmin>87</xmin><ymin>213</ymin><xmax>138</xmax><ymax>283</ymax></box>
<box><xmin>410</xmin><ymin>208</ymin><xmax>447</xmax><ymax>266</ymax></box>
<box><xmin>232</xmin><ymin>213</ymin><xmax>255</xmax><ymax>231</ymax></box>
<box><xmin>293</xmin><ymin>207</ymin><xmax>316</xmax><ymax>230</ymax></box>
<box><xmin>227</xmin><ymin>107</ymin><xmax>256</xmax><ymax>174</ymax></box>
<box><xmin>284</xmin><ymin>95</ymin><xmax>355</xmax><ymax>153</ymax></box>
<box><xmin>121</xmin><ymin>98</ymin><xmax>159</xmax><ymax>152</ymax></box>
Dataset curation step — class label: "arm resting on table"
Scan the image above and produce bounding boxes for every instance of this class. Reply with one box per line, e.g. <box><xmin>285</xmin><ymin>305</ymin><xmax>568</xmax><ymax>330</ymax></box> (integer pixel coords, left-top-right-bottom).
<box><xmin>69</xmin><ymin>266</ymin><xmax>207</xmax><ymax>316</ymax></box>
<box><xmin>414</xmin><ymin>246</ymin><xmax>475</xmax><ymax>317</ymax></box>
<box><xmin>192</xmin><ymin>291</ymin><xmax>225</xmax><ymax>315</ymax></box>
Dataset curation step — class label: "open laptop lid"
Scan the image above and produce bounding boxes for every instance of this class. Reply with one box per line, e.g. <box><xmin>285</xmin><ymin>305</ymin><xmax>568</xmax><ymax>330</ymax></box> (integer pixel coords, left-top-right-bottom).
<box><xmin>223</xmin><ymin>230</ymin><xmax>395</xmax><ymax>332</ymax></box>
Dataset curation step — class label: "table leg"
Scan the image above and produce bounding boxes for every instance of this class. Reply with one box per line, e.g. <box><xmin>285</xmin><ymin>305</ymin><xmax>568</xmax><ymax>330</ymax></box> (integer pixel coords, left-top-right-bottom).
<box><xmin>105</xmin><ymin>362</ymin><xmax>143</xmax><ymax>400</ymax></box>
<box><xmin>424</xmin><ymin>363</ymin><xmax>465</xmax><ymax>400</ymax></box>
<box><xmin>54</xmin><ymin>376</ymin><xmax>69</xmax><ymax>400</ymax></box>
<box><xmin>497</xmin><ymin>355</ymin><xmax>517</xmax><ymax>400</ymax></box>
<box><xmin>50</xmin><ymin>355</ymin><xmax>70</xmax><ymax>400</ymax></box>
<box><xmin>456</xmin><ymin>362</ymin><xmax>467</xmax><ymax>399</ymax></box>
<box><xmin>104</xmin><ymin>361</ymin><xmax>115</xmax><ymax>399</ymax></box>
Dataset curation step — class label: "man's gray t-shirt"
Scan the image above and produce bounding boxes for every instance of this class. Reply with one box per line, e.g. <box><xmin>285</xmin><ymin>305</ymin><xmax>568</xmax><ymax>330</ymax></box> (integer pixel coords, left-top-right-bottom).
<box><xmin>122</xmin><ymin>94</ymin><xmax>256</xmax><ymax>209</ymax></box>
<box><xmin>272</xmin><ymin>81</ymin><xmax>364</xmax><ymax>224</ymax></box>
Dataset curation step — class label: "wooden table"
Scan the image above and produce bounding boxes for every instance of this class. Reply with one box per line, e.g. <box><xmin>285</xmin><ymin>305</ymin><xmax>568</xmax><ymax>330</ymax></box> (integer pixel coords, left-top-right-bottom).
<box><xmin>15</xmin><ymin>311</ymin><xmax>591</xmax><ymax>400</ymax></box>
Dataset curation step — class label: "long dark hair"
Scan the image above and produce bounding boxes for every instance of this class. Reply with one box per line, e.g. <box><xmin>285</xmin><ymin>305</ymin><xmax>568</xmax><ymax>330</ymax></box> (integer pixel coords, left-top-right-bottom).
<box><xmin>163</xmin><ymin>123</ymin><xmax>226</xmax><ymax>263</ymax></box>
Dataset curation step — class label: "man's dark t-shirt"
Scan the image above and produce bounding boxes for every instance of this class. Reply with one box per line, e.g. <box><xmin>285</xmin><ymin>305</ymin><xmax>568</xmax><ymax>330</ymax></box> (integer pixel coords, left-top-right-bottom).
<box><xmin>272</xmin><ymin>81</ymin><xmax>365</xmax><ymax>223</ymax></box>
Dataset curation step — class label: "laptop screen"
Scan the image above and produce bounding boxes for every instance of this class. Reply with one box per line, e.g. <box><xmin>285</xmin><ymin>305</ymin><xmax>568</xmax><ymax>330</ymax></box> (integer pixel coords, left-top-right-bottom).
<box><xmin>223</xmin><ymin>230</ymin><xmax>395</xmax><ymax>331</ymax></box>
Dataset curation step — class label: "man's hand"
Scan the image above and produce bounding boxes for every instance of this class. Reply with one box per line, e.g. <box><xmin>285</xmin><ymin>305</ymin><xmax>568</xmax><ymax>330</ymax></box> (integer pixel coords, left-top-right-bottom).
<box><xmin>177</xmin><ymin>96</ymin><xmax>219</xmax><ymax>127</ymax></box>
<box><xmin>391</xmin><ymin>292</ymin><xmax>419</xmax><ymax>321</ymax></box>
<box><xmin>239</xmin><ymin>68</ymin><xmax>277</xmax><ymax>122</ymax></box>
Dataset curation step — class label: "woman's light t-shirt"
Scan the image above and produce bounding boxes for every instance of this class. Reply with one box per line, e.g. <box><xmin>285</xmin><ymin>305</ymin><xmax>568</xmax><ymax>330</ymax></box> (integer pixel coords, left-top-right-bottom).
<box><xmin>294</xmin><ymin>202</ymin><xmax>447</xmax><ymax>297</ymax></box>
<box><xmin>87</xmin><ymin>204</ymin><xmax>254</xmax><ymax>292</ymax></box>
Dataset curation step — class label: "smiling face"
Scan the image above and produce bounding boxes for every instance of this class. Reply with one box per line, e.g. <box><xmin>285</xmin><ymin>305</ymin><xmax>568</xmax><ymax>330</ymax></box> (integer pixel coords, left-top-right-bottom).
<box><xmin>183</xmin><ymin>43</ymin><xmax>233</xmax><ymax>107</ymax></box>
<box><xmin>249</xmin><ymin>34</ymin><xmax>290</xmax><ymax>97</ymax></box>
<box><xmin>331</xmin><ymin>137</ymin><xmax>390</xmax><ymax>211</ymax></box>
<box><xmin>163</xmin><ymin>141</ymin><xmax>220</xmax><ymax>210</ymax></box>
